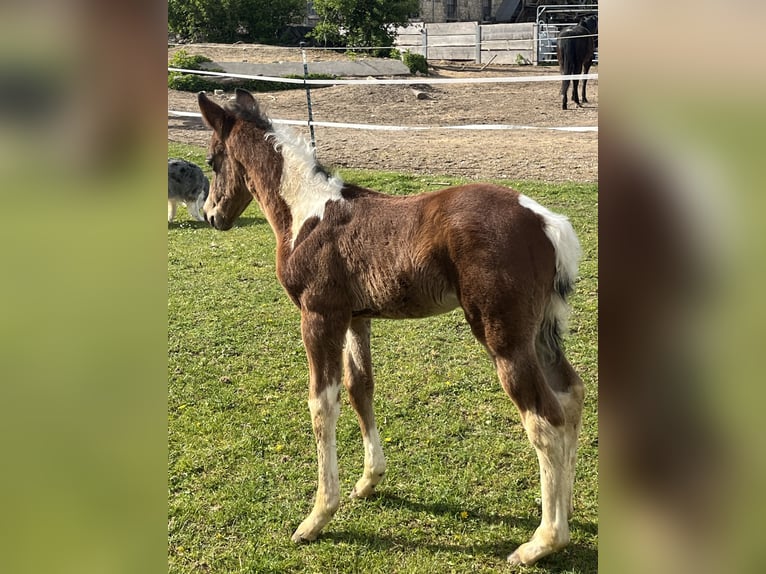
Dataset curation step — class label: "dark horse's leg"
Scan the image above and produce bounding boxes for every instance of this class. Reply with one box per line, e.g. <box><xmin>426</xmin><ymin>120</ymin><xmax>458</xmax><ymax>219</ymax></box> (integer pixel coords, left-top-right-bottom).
<box><xmin>571</xmin><ymin>78</ymin><xmax>581</xmax><ymax>108</ymax></box>
<box><xmin>560</xmin><ymin>79</ymin><xmax>570</xmax><ymax>110</ymax></box>
<box><xmin>581</xmin><ymin>58</ymin><xmax>593</xmax><ymax>104</ymax></box>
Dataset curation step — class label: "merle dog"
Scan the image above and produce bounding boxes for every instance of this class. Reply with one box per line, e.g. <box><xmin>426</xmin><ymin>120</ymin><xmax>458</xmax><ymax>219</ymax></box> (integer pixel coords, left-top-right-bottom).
<box><xmin>168</xmin><ymin>158</ymin><xmax>209</xmax><ymax>222</ymax></box>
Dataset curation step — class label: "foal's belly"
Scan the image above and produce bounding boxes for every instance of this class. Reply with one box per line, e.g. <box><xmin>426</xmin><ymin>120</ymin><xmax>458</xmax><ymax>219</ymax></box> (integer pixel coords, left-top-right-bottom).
<box><xmin>354</xmin><ymin>286</ymin><xmax>461</xmax><ymax>320</ymax></box>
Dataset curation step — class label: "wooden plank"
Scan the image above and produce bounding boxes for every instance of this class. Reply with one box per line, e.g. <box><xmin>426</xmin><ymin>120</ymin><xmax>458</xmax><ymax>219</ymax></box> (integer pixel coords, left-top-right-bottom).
<box><xmin>426</xmin><ymin>46</ymin><xmax>475</xmax><ymax>60</ymax></box>
<box><xmin>481</xmin><ymin>39</ymin><xmax>534</xmax><ymax>50</ymax></box>
<box><xmin>428</xmin><ymin>34</ymin><xmax>477</xmax><ymax>47</ymax></box>
<box><xmin>480</xmin><ymin>50</ymin><xmax>535</xmax><ymax>65</ymax></box>
<box><xmin>395</xmin><ymin>35</ymin><xmax>422</xmax><ymax>47</ymax></box>
<box><xmin>480</xmin><ymin>23</ymin><xmax>534</xmax><ymax>34</ymax></box>
<box><xmin>426</xmin><ymin>22</ymin><xmax>476</xmax><ymax>35</ymax></box>
<box><xmin>479</xmin><ymin>29</ymin><xmax>534</xmax><ymax>41</ymax></box>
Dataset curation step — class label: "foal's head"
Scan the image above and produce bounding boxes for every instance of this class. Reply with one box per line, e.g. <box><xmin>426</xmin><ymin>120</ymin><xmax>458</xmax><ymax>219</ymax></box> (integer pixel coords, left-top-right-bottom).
<box><xmin>197</xmin><ymin>89</ymin><xmax>277</xmax><ymax>230</ymax></box>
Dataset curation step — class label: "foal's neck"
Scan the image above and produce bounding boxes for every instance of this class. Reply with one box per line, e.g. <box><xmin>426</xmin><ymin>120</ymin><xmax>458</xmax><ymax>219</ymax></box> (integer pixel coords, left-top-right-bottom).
<box><xmin>262</xmin><ymin>127</ymin><xmax>344</xmax><ymax>249</ymax></box>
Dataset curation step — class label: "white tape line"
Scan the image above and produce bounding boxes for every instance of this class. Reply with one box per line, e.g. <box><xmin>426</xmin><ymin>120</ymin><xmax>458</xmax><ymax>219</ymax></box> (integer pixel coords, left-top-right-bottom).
<box><xmin>168</xmin><ymin>67</ymin><xmax>597</xmax><ymax>86</ymax></box>
<box><xmin>169</xmin><ymin>110</ymin><xmax>597</xmax><ymax>133</ymax></box>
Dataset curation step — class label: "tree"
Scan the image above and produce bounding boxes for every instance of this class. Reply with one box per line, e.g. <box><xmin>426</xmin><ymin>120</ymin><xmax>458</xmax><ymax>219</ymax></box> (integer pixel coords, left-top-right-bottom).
<box><xmin>309</xmin><ymin>0</ymin><xmax>418</xmax><ymax>52</ymax></box>
<box><xmin>168</xmin><ymin>0</ymin><xmax>305</xmax><ymax>43</ymax></box>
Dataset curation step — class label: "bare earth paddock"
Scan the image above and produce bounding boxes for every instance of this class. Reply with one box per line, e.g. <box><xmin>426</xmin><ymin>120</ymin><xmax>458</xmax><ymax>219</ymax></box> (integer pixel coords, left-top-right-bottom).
<box><xmin>168</xmin><ymin>43</ymin><xmax>597</xmax><ymax>183</ymax></box>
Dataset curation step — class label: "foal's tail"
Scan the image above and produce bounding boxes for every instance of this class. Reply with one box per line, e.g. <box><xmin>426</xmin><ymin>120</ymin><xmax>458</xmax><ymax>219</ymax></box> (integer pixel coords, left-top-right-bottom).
<box><xmin>519</xmin><ymin>196</ymin><xmax>582</xmax><ymax>363</ymax></box>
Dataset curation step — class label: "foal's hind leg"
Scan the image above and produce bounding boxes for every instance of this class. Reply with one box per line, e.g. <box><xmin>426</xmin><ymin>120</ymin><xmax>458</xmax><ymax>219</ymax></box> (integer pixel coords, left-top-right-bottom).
<box><xmin>539</xmin><ymin>355</ymin><xmax>585</xmax><ymax>519</ymax></box>
<box><xmin>491</xmin><ymin>350</ymin><xmax>576</xmax><ymax>566</ymax></box>
<box><xmin>343</xmin><ymin>318</ymin><xmax>386</xmax><ymax>499</ymax></box>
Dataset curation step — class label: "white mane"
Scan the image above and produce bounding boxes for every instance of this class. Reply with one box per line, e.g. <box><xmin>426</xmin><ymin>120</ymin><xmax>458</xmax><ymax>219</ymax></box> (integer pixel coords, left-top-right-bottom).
<box><xmin>267</xmin><ymin>126</ymin><xmax>344</xmax><ymax>246</ymax></box>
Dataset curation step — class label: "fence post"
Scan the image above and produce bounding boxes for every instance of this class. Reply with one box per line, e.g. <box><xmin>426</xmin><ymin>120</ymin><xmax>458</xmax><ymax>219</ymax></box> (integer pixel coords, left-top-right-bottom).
<box><xmin>422</xmin><ymin>26</ymin><xmax>428</xmax><ymax>60</ymax></box>
<box><xmin>475</xmin><ymin>22</ymin><xmax>481</xmax><ymax>64</ymax></box>
<box><xmin>299</xmin><ymin>42</ymin><xmax>317</xmax><ymax>155</ymax></box>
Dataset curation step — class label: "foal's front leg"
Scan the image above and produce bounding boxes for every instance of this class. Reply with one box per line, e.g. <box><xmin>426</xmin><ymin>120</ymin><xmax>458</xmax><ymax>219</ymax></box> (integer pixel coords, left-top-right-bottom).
<box><xmin>343</xmin><ymin>318</ymin><xmax>386</xmax><ymax>499</ymax></box>
<box><xmin>291</xmin><ymin>311</ymin><xmax>345</xmax><ymax>543</ymax></box>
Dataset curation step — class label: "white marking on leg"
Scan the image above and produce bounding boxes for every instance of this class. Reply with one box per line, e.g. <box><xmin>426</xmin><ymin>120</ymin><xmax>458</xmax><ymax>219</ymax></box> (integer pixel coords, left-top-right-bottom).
<box><xmin>351</xmin><ymin>426</ymin><xmax>385</xmax><ymax>499</ymax></box>
<box><xmin>557</xmin><ymin>386</ymin><xmax>584</xmax><ymax>517</ymax></box>
<box><xmin>267</xmin><ymin>127</ymin><xmax>344</xmax><ymax>247</ymax></box>
<box><xmin>292</xmin><ymin>383</ymin><xmax>341</xmax><ymax>543</ymax></box>
<box><xmin>343</xmin><ymin>325</ymin><xmax>386</xmax><ymax>498</ymax></box>
<box><xmin>509</xmin><ymin>413</ymin><xmax>571</xmax><ymax>566</ymax></box>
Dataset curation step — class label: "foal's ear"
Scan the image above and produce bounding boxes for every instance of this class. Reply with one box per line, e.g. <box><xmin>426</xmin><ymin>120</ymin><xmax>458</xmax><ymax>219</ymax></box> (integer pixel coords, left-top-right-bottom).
<box><xmin>235</xmin><ymin>88</ymin><xmax>257</xmax><ymax>109</ymax></box>
<box><xmin>198</xmin><ymin>91</ymin><xmax>227</xmax><ymax>137</ymax></box>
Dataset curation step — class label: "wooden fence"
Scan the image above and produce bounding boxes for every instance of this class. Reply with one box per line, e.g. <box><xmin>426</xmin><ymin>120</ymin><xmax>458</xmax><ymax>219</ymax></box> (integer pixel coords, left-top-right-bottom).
<box><xmin>395</xmin><ymin>22</ymin><xmax>537</xmax><ymax>65</ymax></box>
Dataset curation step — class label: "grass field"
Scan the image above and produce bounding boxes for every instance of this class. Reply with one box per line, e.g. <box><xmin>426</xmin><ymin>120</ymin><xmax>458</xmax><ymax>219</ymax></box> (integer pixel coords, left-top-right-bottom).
<box><xmin>168</xmin><ymin>142</ymin><xmax>598</xmax><ymax>573</ymax></box>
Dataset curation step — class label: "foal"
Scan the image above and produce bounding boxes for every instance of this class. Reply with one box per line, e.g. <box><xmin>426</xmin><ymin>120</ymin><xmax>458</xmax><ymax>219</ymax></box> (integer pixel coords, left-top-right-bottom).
<box><xmin>198</xmin><ymin>89</ymin><xmax>585</xmax><ymax>566</ymax></box>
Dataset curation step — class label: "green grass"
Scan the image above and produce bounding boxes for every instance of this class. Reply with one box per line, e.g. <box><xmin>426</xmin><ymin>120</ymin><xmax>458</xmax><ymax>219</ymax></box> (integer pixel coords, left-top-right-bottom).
<box><xmin>168</xmin><ymin>142</ymin><xmax>598</xmax><ymax>573</ymax></box>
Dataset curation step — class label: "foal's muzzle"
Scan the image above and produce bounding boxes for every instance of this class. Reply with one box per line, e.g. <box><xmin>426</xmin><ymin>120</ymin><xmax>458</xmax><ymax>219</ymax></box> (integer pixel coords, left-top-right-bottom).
<box><xmin>205</xmin><ymin>210</ymin><xmax>233</xmax><ymax>231</ymax></box>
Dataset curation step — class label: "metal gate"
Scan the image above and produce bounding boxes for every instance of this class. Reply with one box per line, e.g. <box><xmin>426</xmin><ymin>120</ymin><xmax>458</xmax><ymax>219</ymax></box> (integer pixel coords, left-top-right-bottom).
<box><xmin>536</xmin><ymin>4</ymin><xmax>598</xmax><ymax>65</ymax></box>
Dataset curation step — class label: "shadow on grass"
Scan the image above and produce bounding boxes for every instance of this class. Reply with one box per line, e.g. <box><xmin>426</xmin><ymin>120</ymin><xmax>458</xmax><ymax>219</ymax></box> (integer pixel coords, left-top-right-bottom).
<box><xmin>321</xmin><ymin>492</ymin><xmax>597</xmax><ymax>572</ymax></box>
<box><xmin>167</xmin><ymin>216</ymin><xmax>267</xmax><ymax>230</ymax></box>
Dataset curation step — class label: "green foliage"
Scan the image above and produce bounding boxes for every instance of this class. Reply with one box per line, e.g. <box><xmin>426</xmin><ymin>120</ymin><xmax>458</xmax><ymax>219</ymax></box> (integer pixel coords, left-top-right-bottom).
<box><xmin>168</xmin><ymin>0</ymin><xmax>305</xmax><ymax>43</ymax></box>
<box><xmin>168</xmin><ymin>49</ymin><xmax>221</xmax><ymax>91</ymax></box>
<box><xmin>168</xmin><ymin>49</ymin><xmax>215</xmax><ymax>70</ymax></box>
<box><xmin>167</xmin><ymin>72</ymin><xmax>220</xmax><ymax>92</ymax></box>
<box><xmin>401</xmin><ymin>50</ymin><xmax>428</xmax><ymax>75</ymax></box>
<box><xmin>168</xmin><ymin>142</ymin><xmax>598</xmax><ymax>573</ymax></box>
<box><xmin>168</xmin><ymin>70</ymin><xmax>336</xmax><ymax>93</ymax></box>
<box><xmin>309</xmin><ymin>0</ymin><xmax>419</xmax><ymax>55</ymax></box>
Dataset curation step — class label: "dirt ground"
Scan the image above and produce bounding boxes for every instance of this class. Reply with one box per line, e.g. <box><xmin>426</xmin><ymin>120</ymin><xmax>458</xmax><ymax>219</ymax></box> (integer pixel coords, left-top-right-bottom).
<box><xmin>168</xmin><ymin>43</ymin><xmax>597</xmax><ymax>182</ymax></box>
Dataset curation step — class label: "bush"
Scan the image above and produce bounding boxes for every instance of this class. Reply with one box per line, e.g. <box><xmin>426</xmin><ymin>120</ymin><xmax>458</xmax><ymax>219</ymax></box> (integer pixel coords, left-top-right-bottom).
<box><xmin>168</xmin><ymin>50</ymin><xmax>217</xmax><ymax>71</ymax></box>
<box><xmin>168</xmin><ymin>50</ymin><xmax>224</xmax><ymax>91</ymax></box>
<box><xmin>168</xmin><ymin>0</ymin><xmax>305</xmax><ymax>43</ymax></box>
<box><xmin>168</xmin><ymin>72</ymin><xmax>221</xmax><ymax>92</ymax></box>
<box><xmin>402</xmin><ymin>51</ymin><xmax>428</xmax><ymax>75</ymax></box>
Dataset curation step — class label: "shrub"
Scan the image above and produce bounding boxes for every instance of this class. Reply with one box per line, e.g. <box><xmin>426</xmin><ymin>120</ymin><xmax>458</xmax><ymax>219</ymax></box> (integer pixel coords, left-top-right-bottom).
<box><xmin>402</xmin><ymin>51</ymin><xmax>428</xmax><ymax>75</ymax></box>
<box><xmin>168</xmin><ymin>50</ymin><xmax>217</xmax><ymax>71</ymax></box>
<box><xmin>168</xmin><ymin>50</ymin><xmax>223</xmax><ymax>91</ymax></box>
<box><xmin>168</xmin><ymin>72</ymin><xmax>221</xmax><ymax>92</ymax></box>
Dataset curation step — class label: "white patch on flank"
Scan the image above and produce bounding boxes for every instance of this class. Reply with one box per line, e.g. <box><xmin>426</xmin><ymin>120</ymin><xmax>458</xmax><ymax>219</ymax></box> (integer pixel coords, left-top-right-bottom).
<box><xmin>518</xmin><ymin>194</ymin><xmax>581</xmax><ymax>289</ymax></box>
<box><xmin>268</xmin><ymin>126</ymin><xmax>344</xmax><ymax>247</ymax></box>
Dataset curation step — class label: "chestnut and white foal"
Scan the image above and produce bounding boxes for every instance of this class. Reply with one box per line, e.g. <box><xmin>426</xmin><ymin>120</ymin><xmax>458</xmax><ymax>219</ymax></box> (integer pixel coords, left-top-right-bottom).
<box><xmin>198</xmin><ymin>89</ymin><xmax>585</xmax><ymax>566</ymax></box>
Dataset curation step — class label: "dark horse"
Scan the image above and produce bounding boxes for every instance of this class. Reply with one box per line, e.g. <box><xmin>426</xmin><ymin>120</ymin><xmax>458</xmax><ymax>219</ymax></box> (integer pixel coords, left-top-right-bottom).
<box><xmin>197</xmin><ymin>89</ymin><xmax>585</xmax><ymax>566</ymax></box>
<box><xmin>557</xmin><ymin>14</ymin><xmax>598</xmax><ymax>110</ymax></box>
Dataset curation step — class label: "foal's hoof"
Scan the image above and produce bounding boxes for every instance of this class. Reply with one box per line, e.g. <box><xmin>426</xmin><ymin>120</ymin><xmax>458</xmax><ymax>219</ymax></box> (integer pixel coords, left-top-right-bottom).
<box><xmin>291</xmin><ymin>528</ymin><xmax>318</xmax><ymax>544</ymax></box>
<box><xmin>507</xmin><ymin>551</ymin><xmax>524</xmax><ymax>566</ymax></box>
<box><xmin>507</xmin><ymin>547</ymin><xmax>542</xmax><ymax>567</ymax></box>
<box><xmin>291</xmin><ymin>517</ymin><xmax>323</xmax><ymax>544</ymax></box>
<box><xmin>349</xmin><ymin>485</ymin><xmax>375</xmax><ymax>499</ymax></box>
